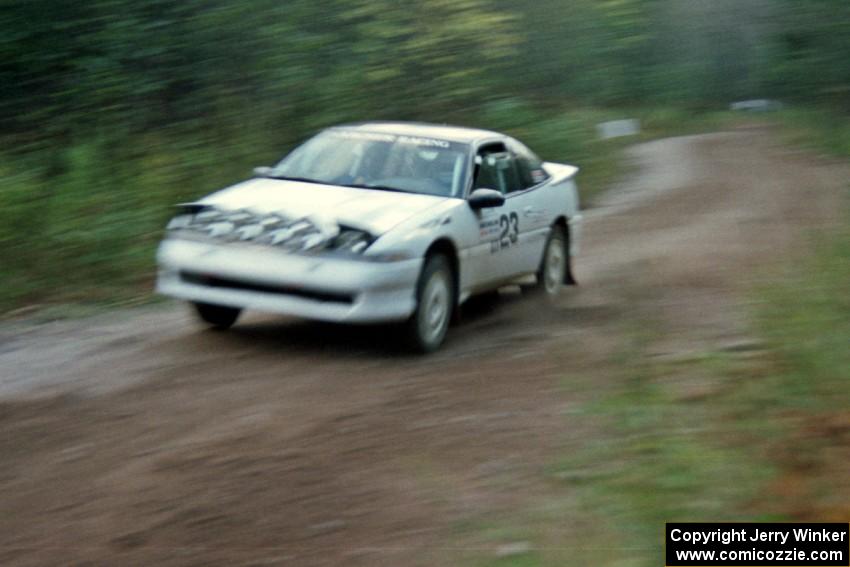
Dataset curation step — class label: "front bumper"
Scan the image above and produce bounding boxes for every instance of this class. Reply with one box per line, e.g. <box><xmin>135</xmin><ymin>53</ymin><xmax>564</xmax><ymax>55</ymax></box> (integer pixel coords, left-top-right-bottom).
<box><xmin>156</xmin><ymin>239</ymin><xmax>422</xmax><ymax>323</ymax></box>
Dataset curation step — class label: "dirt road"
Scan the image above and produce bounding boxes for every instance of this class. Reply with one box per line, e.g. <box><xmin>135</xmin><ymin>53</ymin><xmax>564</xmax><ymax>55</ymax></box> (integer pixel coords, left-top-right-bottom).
<box><xmin>1</xmin><ymin>127</ymin><xmax>846</xmax><ymax>566</ymax></box>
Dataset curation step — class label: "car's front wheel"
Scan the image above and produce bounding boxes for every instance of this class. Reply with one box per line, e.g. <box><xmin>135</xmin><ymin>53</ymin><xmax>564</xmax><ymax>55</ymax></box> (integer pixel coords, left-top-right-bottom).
<box><xmin>404</xmin><ymin>254</ymin><xmax>454</xmax><ymax>353</ymax></box>
<box><xmin>192</xmin><ymin>302</ymin><xmax>242</xmax><ymax>330</ymax></box>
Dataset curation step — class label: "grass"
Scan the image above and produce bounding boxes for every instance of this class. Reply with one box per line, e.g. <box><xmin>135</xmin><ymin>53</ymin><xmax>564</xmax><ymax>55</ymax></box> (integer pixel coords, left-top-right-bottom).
<box><xmin>773</xmin><ymin>107</ymin><xmax>850</xmax><ymax>157</ymax></box>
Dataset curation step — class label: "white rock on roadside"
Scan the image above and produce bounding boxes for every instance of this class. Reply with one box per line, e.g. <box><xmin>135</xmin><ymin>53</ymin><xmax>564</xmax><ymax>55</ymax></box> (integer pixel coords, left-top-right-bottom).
<box><xmin>496</xmin><ymin>541</ymin><xmax>533</xmax><ymax>557</ymax></box>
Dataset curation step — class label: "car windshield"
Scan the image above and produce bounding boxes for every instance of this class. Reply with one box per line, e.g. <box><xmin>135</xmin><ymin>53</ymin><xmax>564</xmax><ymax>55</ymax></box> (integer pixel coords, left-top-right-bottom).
<box><xmin>270</xmin><ymin>129</ymin><xmax>470</xmax><ymax>197</ymax></box>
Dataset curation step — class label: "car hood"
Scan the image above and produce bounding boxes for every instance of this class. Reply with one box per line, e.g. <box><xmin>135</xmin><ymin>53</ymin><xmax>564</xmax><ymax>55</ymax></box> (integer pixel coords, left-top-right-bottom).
<box><xmin>197</xmin><ymin>178</ymin><xmax>448</xmax><ymax>235</ymax></box>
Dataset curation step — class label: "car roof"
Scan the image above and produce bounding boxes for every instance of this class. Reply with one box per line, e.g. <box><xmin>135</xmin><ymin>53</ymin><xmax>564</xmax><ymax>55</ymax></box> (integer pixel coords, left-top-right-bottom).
<box><xmin>332</xmin><ymin>121</ymin><xmax>503</xmax><ymax>144</ymax></box>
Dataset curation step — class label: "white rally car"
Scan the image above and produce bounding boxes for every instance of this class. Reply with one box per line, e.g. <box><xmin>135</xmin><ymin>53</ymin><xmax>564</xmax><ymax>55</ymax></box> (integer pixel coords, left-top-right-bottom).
<box><xmin>157</xmin><ymin>122</ymin><xmax>581</xmax><ymax>352</ymax></box>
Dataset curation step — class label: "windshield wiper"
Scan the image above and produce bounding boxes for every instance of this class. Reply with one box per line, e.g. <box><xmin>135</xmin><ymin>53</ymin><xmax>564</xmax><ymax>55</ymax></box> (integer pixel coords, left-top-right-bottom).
<box><xmin>265</xmin><ymin>174</ymin><xmax>325</xmax><ymax>184</ymax></box>
<box><xmin>264</xmin><ymin>174</ymin><xmax>408</xmax><ymax>193</ymax></box>
<box><xmin>342</xmin><ymin>183</ymin><xmax>409</xmax><ymax>193</ymax></box>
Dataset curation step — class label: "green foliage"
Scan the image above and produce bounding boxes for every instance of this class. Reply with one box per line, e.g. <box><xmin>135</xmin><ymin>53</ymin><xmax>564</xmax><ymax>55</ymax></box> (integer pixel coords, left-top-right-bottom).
<box><xmin>763</xmin><ymin>0</ymin><xmax>850</xmax><ymax>106</ymax></box>
<box><xmin>1</xmin><ymin>0</ymin><xmax>849</xmax><ymax>312</ymax></box>
<box><xmin>3</xmin><ymin>0</ymin><xmax>847</xmax><ymax>139</ymax></box>
<box><xmin>775</xmin><ymin>108</ymin><xmax>850</xmax><ymax>157</ymax></box>
<box><xmin>755</xmin><ymin>220</ymin><xmax>850</xmax><ymax>409</ymax></box>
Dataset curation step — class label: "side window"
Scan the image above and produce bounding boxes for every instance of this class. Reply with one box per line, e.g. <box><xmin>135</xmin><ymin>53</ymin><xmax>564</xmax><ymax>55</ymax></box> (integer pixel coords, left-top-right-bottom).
<box><xmin>508</xmin><ymin>139</ymin><xmax>549</xmax><ymax>189</ymax></box>
<box><xmin>499</xmin><ymin>155</ymin><xmax>523</xmax><ymax>194</ymax></box>
<box><xmin>473</xmin><ymin>142</ymin><xmax>523</xmax><ymax>194</ymax></box>
<box><xmin>473</xmin><ymin>153</ymin><xmax>502</xmax><ymax>192</ymax></box>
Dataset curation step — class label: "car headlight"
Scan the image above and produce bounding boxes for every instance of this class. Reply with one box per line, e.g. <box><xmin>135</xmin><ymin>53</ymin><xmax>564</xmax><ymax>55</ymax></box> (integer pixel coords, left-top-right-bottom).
<box><xmin>330</xmin><ymin>231</ymin><xmax>414</xmax><ymax>262</ymax></box>
<box><xmin>330</xmin><ymin>228</ymin><xmax>372</xmax><ymax>254</ymax></box>
<box><xmin>328</xmin><ymin>228</ymin><xmax>417</xmax><ymax>261</ymax></box>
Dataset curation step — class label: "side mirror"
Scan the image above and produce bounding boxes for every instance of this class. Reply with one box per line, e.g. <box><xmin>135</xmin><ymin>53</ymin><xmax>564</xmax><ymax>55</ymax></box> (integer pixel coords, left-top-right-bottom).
<box><xmin>468</xmin><ymin>188</ymin><xmax>505</xmax><ymax>210</ymax></box>
<box><xmin>253</xmin><ymin>166</ymin><xmax>274</xmax><ymax>177</ymax></box>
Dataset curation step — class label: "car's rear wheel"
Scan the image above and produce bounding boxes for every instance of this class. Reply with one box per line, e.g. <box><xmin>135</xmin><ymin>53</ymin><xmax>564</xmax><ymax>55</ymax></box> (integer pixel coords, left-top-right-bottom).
<box><xmin>532</xmin><ymin>225</ymin><xmax>568</xmax><ymax>296</ymax></box>
<box><xmin>405</xmin><ymin>254</ymin><xmax>454</xmax><ymax>353</ymax></box>
<box><xmin>192</xmin><ymin>302</ymin><xmax>241</xmax><ymax>329</ymax></box>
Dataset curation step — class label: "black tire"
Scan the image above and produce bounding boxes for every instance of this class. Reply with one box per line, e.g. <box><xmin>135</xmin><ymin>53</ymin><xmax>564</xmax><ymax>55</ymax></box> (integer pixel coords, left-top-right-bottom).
<box><xmin>532</xmin><ymin>225</ymin><xmax>570</xmax><ymax>295</ymax></box>
<box><xmin>193</xmin><ymin>302</ymin><xmax>241</xmax><ymax>330</ymax></box>
<box><xmin>404</xmin><ymin>254</ymin><xmax>454</xmax><ymax>353</ymax></box>
<box><xmin>564</xmin><ymin>234</ymin><xmax>576</xmax><ymax>286</ymax></box>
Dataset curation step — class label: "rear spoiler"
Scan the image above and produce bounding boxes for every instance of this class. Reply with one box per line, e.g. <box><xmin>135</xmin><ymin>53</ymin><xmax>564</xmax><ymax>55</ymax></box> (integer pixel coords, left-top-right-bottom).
<box><xmin>542</xmin><ymin>162</ymin><xmax>579</xmax><ymax>183</ymax></box>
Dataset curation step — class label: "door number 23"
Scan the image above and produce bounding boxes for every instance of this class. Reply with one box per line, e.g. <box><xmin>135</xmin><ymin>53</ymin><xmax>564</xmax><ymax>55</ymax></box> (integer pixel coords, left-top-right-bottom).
<box><xmin>491</xmin><ymin>212</ymin><xmax>519</xmax><ymax>253</ymax></box>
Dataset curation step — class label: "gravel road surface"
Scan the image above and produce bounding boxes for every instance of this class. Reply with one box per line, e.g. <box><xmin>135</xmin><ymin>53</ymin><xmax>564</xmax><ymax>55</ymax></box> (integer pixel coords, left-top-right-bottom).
<box><xmin>1</xmin><ymin>126</ymin><xmax>846</xmax><ymax>566</ymax></box>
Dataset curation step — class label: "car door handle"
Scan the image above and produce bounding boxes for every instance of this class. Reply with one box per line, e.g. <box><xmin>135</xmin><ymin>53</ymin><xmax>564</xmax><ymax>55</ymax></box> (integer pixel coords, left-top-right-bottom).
<box><xmin>523</xmin><ymin>206</ymin><xmax>538</xmax><ymax>217</ymax></box>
